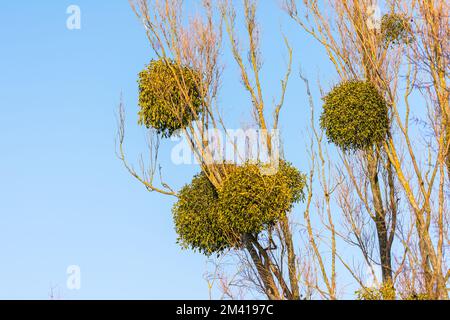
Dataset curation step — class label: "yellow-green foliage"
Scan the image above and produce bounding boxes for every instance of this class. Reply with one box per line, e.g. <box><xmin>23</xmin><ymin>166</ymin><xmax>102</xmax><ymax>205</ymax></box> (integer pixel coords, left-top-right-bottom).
<box><xmin>320</xmin><ymin>80</ymin><xmax>389</xmax><ymax>151</ymax></box>
<box><xmin>404</xmin><ymin>293</ymin><xmax>431</xmax><ymax>300</ymax></box>
<box><xmin>219</xmin><ymin>162</ymin><xmax>306</xmax><ymax>235</ymax></box>
<box><xmin>356</xmin><ymin>283</ymin><xmax>396</xmax><ymax>300</ymax></box>
<box><xmin>138</xmin><ymin>59</ymin><xmax>202</xmax><ymax>138</ymax></box>
<box><xmin>357</xmin><ymin>285</ymin><xmax>432</xmax><ymax>300</ymax></box>
<box><xmin>381</xmin><ymin>13</ymin><xmax>414</xmax><ymax>47</ymax></box>
<box><xmin>173</xmin><ymin>172</ymin><xmax>231</xmax><ymax>256</ymax></box>
<box><xmin>172</xmin><ymin>161</ymin><xmax>306</xmax><ymax>256</ymax></box>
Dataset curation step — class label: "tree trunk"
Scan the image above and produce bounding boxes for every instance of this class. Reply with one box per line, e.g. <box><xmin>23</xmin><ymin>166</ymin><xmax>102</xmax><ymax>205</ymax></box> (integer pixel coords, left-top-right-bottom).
<box><xmin>367</xmin><ymin>151</ymin><xmax>393</xmax><ymax>284</ymax></box>
<box><xmin>242</xmin><ymin>234</ymin><xmax>281</xmax><ymax>300</ymax></box>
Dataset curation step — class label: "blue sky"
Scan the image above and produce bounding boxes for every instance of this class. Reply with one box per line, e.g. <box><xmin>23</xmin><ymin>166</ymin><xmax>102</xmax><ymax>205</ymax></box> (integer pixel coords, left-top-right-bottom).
<box><xmin>0</xmin><ymin>1</ymin><xmax>348</xmax><ymax>299</ymax></box>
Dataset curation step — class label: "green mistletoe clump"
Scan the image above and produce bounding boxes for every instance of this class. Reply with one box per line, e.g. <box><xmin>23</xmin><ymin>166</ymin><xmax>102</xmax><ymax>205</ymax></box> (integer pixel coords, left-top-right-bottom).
<box><xmin>320</xmin><ymin>80</ymin><xmax>389</xmax><ymax>151</ymax></box>
<box><xmin>381</xmin><ymin>13</ymin><xmax>414</xmax><ymax>47</ymax></box>
<box><xmin>172</xmin><ymin>161</ymin><xmax>306</xmax><ymax>256</ymax></box>
<box><xmin>138</xmin><ymin>59</ymin><xmax>203</xmax><ymax>138</ymax></box>
<box><xmin>172</xmin><ymin>172</ymin><xmax>230</xmax><ymax>256</ymax></box>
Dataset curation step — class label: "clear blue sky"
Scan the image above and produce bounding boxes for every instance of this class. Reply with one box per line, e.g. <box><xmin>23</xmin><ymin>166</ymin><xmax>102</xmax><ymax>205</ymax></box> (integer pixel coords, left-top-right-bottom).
<box><xmin>0</xmin><ymin>1</ymin><xmax>348</xmax><ymax>299</ymax></box>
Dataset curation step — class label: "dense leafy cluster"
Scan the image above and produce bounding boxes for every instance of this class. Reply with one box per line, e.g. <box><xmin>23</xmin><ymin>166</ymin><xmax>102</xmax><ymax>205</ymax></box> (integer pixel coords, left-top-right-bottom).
<box><xmin>172</xmin><ymin>172</ymin><xmax>230</xmax><ymax>256</ymax></box>
<box><xmin>404</xmin><ymin>293</ymin><xmax>431</xmax><ymax>300</ymax></box>
<box><xmin>356</xmin><ymin>283</ymin><xmax>396</xmax><ymax>300</ymax></box>
<box><xmin>219</xmin><ymin>163</ymin><xmax>306</xmax><ymax>236</ymax></box>
<box><xmin>381</xmin><ymin>13</ymin><xmax>414</xmax><ymax>46</ymax></box>
<box><xmin>172</xmin><ymin>162</ymin><xmax>306</xmax><ymax>255</ymax></box>
<box><xmin>320</xmin><ymin>80</ymin><xmax>389</xmax><ymax>151</ymax></box>
<box><xmin>138</xmin><ymin>59</ymin><xmax>203</xmax><ymax>138</ymax></box>
<box><xmin>356</xmin><ymin>284</ymin><xmax>431</xmax><ymax>300</ymax></box>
